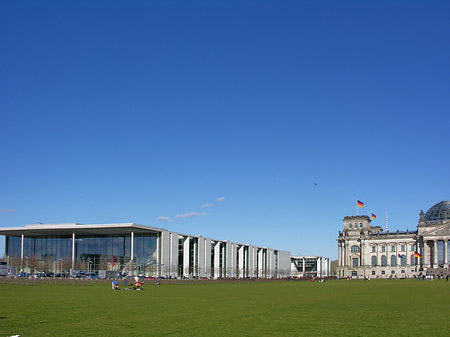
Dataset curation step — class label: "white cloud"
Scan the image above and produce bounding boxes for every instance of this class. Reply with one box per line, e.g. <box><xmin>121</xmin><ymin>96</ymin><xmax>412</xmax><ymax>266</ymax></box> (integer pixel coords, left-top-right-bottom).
<box><xmin>157</xmin><ymin>216</ymin><xmax>171</xmax><ymax>222</ymax></box>
<box><xmin>215</xmin><ymin>197</ymin><xmax>225</xmax><ymax>202</ymax></box>
<box><xmin>1</xmin><ymin>208</ymin><xmax>16</xmax><ymax>213</ymax></box>
<box><xmin>200</xmin><ymin>203</ymin><xmax>213</xmax><ymax>208</ymax></box>
<box><xmin>175</xmin><ymin>212</ymin><xmax>209</xmax><ymax>219</ymax></box>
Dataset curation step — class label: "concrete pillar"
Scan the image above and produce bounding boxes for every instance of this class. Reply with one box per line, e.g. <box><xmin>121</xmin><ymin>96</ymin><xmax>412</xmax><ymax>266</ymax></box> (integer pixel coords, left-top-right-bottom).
<box><xmin>238</xmin><ymin>246</ymin><xmax>244</xmax><ymax>277</ymax></box>
<box><xmin>302</xmin><ymin>258</ymin><xmax>306</xmax><ymax>277</ymax></box>
<box><xmin>160</xmin><ymin>231</ymin><xmax>171</xmax><ymax>278</ymax></box>
<box><xmin>405</xmin><ymin>242</ymin><xmax>409</xmax><ymax>266</ymax></box>
<box><xmin>156</xmin><ymin>233</ymin><xmax>160</xmax><ymax>277</ymax></box>
<box><xmin>423</xmin><ymin>240</ymin><xmax>429</xmax><ymax>268</ymax></box>
<box><xmin>204</xmin><ymin>238</ymin><xmax>212</xmax><ymax>278</ymax></box>
<box><xmin>168</xmin><ymin>233</ymin><xmax>178</xmax><ymax>278</ymax></box>
<box><xmin>72</xmin><ymin>232</ymin><xmax>75</xmax><ymax>270</ymax></box>
<box><xmin>214</xmin><ymin>242</ymin><xmax>221</xmax><ymax>278</ymax></box>
<box><xmin>183</xmin><ymin>237</ymin><xmax>190</xmax><ymax>277</ymax></box>
<box><xmin>197</xmin><ymin>237</ymin><xmax>205</xmax><ymax>277</ymax></box>
<box><xmin>130</xmin><ymin>231</ymin><xmax>134</xmax><ymax>261</ymax></box>
<box><xmin>360</xmin><ymin>242</ymin><xmax>364</xmax><ymax>268</ymax></box>
<box><xmin>20</xmin><ymin>234</ymin><xmax>24</xmax><ymax>271</ymax></box>
<box><xmin>444</xmin><ymin>240</ymin><xmax>448</xmax><ymax>267</ymax></box>
<box><xmin>433</xmin><ymin>240</ymin><xmax>439</xmax><ymax>267</ymax></box>
<box><xmin>338</xmin><ymin>242</ymin><xmax>342</xmax><ymax>267</ymax></box>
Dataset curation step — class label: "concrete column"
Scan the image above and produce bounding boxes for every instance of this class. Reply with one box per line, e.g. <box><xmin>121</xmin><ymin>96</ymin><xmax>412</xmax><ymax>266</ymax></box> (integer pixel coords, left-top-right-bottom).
<box><xmin>238</xmin><ymin>246</ymin><xmax>244</xmax><ymax>277</ymax></box>
<box><xmin>204</xmin><ymin>238</ymin><xmax>212</xmax><ymax>278</ymax></box>
<box><xmin>422</xmin><ymin>240</ymin><xmax>429</xmax><ymax>268</ymax></box>
<box><xmin>302</xmin><ymin>258</ymin><xmax>306</xmax><ymax>277</ymax></box>
<box><xmin>156</xmin><ymin>233</ymin><xmax>160</xmax><ymax>277</ymax></box>
<box><xmin>20</xmin><ymin>234</ymin><xmax>24</xmax><ymax>268</ymax></box>
<box><xmin>444</xmin><ymin>240</ymin><xmax>448</xmax><ymax>267</ymax></box>
<box><xmin>338</xmin><ymin>242</ymin><xmax>342</xmax><ymax>267</ymax></box>
<box><xmin>433</xmin><ymin>240</ymin><xmax>439</xmax><ymax>267</ymax></box>
<box><xmin>345</xmin><ymin>240</ymin><xmax>349</xmax><ymax>267</ymax></box>
<box><xmin>420</xmin><ymin>240</ymin><xmax>425</xmax><ymax>269</ymax></box>
<box><xmin>72</xmin><ymin>232</ymin><xmax>75</xmax><ymax>270</ymax></box>
<box><xmin>130</xmin><ymin>231</ymin><xmax>134</xmax><ymax>261</ymax></box>
<box><xmin>169</xmin><ymin>233</ymin><xmax>179</xmax><ymax>278</ymax></box>
<box><xmin>214</xmin><ymin>242</ymin><xmax>221</xmax><ymax>278</ymax></box>
<box><xmin>160</xmin><ymin>230</ymin><xmax>171</xmax><ymax>278</ymax></box>
<box><xmin>183</xmin><ymin>237</ymin><xmax>190</xmax><ymax>277</ymax></box>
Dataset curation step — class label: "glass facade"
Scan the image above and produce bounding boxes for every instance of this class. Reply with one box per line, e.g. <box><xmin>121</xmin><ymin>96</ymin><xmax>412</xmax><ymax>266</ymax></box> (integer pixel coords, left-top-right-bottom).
<box><xmin>1</xmin><ymin>224</ymin><xmax>289</xmax><ymax>279</ymax></box>
<box><xmin>6</xmin><ymin>233</ymin><xmax>157</xmax><ymax>273</ymax></box>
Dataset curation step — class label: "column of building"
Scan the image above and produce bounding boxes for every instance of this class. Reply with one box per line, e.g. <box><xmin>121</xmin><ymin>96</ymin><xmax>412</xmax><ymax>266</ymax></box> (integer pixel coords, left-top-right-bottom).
<box><xmin>338</xmin><ymin>242</ymin><xmax>342</xmax><ymax>269</ymax></box>
<box><xmin>214</xmin><ymin>242</ymin><xmax>221</xmax><ymax>278</ymax></box>
<box><xmin>238</xmin><ymin>246</ymin><xmax>244</xmax><ymax>278</ymax></box>
<box><xmin>197</xmin><ymin>237</ymin><xmax>205</xmax><ymax>277</ymax></box>
<box><xmin>433</xmin><ymin>239</ymin><xmax>438</xmax><ymax>268</ymax></box>
<box><xmin>72</xmin><ymin>232</ymin><xmax>76</xmax><ymax>270</ymax></box>
<box><xmin>444</xmin><ymin>239</ymin><xmax>448</xmax><ymax>267</ymax></box>
<box><xmin>183</xmin><ymin>237</ymin><xmax>190</xmax><ymax>277</ymax></box>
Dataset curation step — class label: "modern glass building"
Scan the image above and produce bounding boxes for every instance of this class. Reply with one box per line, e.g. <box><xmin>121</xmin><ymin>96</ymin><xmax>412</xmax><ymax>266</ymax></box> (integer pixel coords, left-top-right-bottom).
<box><xmin>290</xmin><ymin>255</ymin><xmax>330</xmax><ymax>278</ymax></box>
<box><xmin>0</xmin><ymin>223</ymin><xmax>292</xmax><ymax>278</ymax></box>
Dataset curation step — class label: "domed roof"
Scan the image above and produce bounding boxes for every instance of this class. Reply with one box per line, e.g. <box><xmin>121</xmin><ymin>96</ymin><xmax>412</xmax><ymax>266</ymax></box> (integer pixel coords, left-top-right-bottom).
<box><xmin>425</xmin><ymin>200</ymin><xmax>450</xmax><ymax>223</ymax></box>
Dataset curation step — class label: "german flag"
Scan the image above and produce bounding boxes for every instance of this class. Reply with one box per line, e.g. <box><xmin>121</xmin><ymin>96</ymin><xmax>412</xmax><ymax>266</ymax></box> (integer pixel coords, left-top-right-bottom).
<box><xmin>371</xmin><ymin>213</ymin><xmax>376</xmax><ymax>219</ymax></box>
<box><xmin>357</xmin><ymin>200</ymin><xmax>364</xmax><ymax>208</ymax></box>
<box><xmin>414</xmin><ymin>252</ymin><xmax>422</xmax><ymax>258</ymax></box>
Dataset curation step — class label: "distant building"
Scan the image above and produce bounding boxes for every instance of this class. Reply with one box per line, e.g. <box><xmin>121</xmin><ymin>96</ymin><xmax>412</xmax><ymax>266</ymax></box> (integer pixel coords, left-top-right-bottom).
<box><xmin>290</xmin><ymin>255</ymin><xmax>330</xmax><ymax>278</ymax></box>
<box><xmin>337</xmin><ymin>200</ymin><xmax>450</xmax><ymax>278</ymax></box>
<box><xmin>0</xmin><ymin>222</ymin><xmax>292</xmax><ymax>278</ymax></box>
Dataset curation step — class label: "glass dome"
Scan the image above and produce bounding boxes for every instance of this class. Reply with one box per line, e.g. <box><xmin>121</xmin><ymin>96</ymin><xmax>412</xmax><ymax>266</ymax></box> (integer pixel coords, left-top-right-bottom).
<box><xmin>424</xmin><ymin>200</ymin><xmax>450</xmax><ymax>223</ymax></box>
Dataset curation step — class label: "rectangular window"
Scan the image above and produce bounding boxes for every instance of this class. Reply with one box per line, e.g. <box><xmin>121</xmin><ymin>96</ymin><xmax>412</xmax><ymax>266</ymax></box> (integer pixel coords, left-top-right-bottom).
<box><xmin>401</xmin><ymin>245</ymin><xmax>405</xmax><ymax>252</ymax></box>
<box><xmin>391</xmin><ymin>246</ymin><xmax>396</xmax><ymax>252</ymax></box>
<box><xmin>381</xmin><ymin>246</ymin><xmax>386</xmax><ymax>252</ymax></box>
<box><xmin>371</xmin><ymin>271</ymin><xmax>376</xmax><ymax>275</ymax></box>
<box><xmin>352</xmin><ymin>258</ymin><xmax>359</xmax><ymax>267</ymax></box>
<box><xmin>371</xmin><ymin>246</ymin><xmax>376</xmax><ymax>253</ymax></box>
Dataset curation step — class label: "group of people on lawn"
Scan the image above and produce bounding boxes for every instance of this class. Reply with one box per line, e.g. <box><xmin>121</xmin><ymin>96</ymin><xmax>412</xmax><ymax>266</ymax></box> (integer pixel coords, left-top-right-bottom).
<box><xmin>112</xmin><ymin>276</ymin><xmax>143</xmax><ymax>290</ymax></box>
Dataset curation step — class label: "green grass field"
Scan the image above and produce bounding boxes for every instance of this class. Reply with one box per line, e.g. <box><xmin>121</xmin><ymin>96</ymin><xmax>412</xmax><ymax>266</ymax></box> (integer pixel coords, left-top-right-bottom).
<box><xmin>1</xmin><ymin>279</ymin><xmax>449</xmax><ymax>336</ymax></box>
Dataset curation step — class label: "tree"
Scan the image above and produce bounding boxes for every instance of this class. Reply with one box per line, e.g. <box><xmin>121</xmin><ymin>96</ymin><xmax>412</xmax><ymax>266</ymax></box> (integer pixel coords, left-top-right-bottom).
<box><xmin>28</xmin><ymin>255</ymin><xmax>41</xmax><ymax>274</ymax></box>
<box><xmin>330</xmin><ymin>260</ymin><xmax>338</xmax><ymax>276</ymax></box>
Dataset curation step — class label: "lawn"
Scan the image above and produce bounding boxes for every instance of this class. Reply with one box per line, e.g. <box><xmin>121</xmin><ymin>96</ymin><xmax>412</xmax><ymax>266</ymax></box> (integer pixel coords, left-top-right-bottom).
<box><xmin>0</xmin><ymin>279</ymin><xmax>449</xmax><ymax>336</ymax></box>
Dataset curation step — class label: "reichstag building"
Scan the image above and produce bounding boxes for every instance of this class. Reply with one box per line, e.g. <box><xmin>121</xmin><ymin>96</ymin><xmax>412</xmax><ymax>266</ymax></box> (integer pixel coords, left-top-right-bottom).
<box><xmin>337</xmin><ymin>200</ymin><xmax>450</xmax><ymax>278</ymax></box>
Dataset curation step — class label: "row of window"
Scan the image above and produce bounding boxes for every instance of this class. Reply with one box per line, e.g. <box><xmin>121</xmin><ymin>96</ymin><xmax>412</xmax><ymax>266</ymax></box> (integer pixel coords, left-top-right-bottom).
<box><xmin>352</xmin><ymin>270</ymin><xmax>410</xmax><ymax>276</ymax></box>
<box><xmin>371</xmin><ymin>244</ymin><xmax>416</xmax><ymax>253</ymax></box>
<box><xmin>7</xmin><ymin>234</ymin><xmax>157</xmax><ymax>263</ymax></box>
<box><xmin>350</xmin><ymin>244</ymin><xmax>416</xmax><ymax>253</ymax></box>
<box><xmin>351</xmin><ymin>255</ymin><xmax>417</xmax><ymax>267</ymax></box>
<box><xmin>352</xmin><ymin>270</ymin><xmax>413</xmax><ymax>277</ymax></box>
<box><xmin>348</xmin><ymin>223</ymin><xmax>364</xmax><ymax>229</ymax></box>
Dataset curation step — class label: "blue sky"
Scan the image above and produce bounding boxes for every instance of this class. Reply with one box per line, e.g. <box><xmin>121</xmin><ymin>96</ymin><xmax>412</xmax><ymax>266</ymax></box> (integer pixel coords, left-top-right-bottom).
<box><xmin>1</xmin><ymin>0</ymin><xmax>449</xmax><ymax>259</ymax></box>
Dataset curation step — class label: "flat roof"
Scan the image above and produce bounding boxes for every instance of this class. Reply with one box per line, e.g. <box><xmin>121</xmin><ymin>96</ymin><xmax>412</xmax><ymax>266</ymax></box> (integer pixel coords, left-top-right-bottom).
<box><xmin>0</xmin><ymin>223</ymin><xmax>290</xmax><ymax>253</ymax></box>
<box><xmin>0</xmin><ymin>223</ymin><xmax>166</xmax><ymax>237</ymax></box>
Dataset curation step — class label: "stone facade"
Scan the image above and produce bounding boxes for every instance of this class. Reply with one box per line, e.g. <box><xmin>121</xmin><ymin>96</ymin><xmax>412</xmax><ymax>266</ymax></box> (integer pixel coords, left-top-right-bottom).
<box><xmin>337</xmin><ymin>200</ymin><xmax>450</xmax><ymax>278</ymax></box>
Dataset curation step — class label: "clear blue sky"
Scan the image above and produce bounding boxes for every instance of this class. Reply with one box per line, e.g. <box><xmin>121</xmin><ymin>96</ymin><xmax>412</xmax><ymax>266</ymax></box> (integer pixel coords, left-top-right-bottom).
<box><xmin>1</xmin><ymin>0</ymin><xmax>449</xmax><ymax>259</ymax></box>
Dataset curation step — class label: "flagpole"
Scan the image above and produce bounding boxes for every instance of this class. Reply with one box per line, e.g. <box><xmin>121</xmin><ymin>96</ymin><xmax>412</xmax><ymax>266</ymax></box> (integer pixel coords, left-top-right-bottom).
<box><xmin>357</xmin><ymin>201</ymin><xmax>358</xmax><ymax>216</ymax></box>
<box><xmin>385</xmin><ymin>210</ymin><xmax>388</xmax><ymax>232</ymax></box>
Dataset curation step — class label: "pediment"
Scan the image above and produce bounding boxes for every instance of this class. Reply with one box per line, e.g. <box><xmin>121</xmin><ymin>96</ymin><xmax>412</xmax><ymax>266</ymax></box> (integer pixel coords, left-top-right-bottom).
<box><xmin>422</xmin><ymin>223</ymin><xmax>450</xmax><ymax>237</ymax></box>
